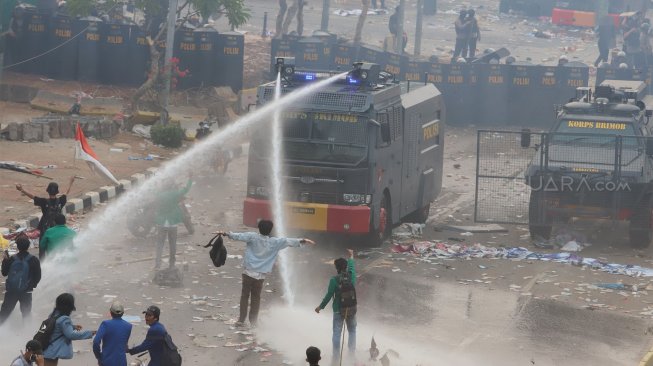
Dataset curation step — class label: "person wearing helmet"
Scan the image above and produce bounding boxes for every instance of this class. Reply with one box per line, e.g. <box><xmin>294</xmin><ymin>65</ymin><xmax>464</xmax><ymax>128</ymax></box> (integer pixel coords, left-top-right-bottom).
<box><xmin>557</xmin><ymin>55</ymin><xmax>568</xmax><ymax>66</ymax></box>
<box><xmin>453</xmin><ymin>9</ymin><xmax>471</xmax><ymax>60</ymax></box>
<box><xmin>15</xmin><ymin>177</ymin><xmax>76</xmax><ymax>259</ymax></box>
<box><xmin>619</xmin><ymin>62</ymin><xmax>629</xmax><ymax>69</ymax></box>
<box><xmin>466</xmin><ymin>9</ymin><xmax>481</xmax><ymax>58</ymax></box>
<box><xmin>594</xmin><ymin>15</ymin><xmax>616</xmax><ymax>67</ymax></box>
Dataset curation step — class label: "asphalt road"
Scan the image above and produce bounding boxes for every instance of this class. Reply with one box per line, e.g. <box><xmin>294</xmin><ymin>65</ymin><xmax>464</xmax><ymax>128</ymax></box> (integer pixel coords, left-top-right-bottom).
<box><xmin>1</xmin><ymin>125</ymin><xmax>653</xmax><ymax>365</ymax></box>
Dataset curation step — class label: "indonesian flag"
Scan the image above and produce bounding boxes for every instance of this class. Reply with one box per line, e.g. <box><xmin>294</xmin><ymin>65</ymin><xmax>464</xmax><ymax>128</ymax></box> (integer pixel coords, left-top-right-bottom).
<box><xmin>74</xmin><ymin>123</ymin><xmax>120</xmax><ymax>185</ymax></box>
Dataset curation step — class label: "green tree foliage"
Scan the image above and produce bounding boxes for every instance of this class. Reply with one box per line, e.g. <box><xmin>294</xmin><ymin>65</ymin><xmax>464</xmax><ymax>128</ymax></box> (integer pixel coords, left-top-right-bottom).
<box><xmin>66</xmin><ymin>0</ymin><xmax>250</xmax><ymax>29</ymax></box>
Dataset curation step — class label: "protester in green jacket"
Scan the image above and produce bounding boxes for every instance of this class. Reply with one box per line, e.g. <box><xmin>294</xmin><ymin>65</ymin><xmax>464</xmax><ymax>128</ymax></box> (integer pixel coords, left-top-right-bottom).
<box><xmin>154</xmin><ymin>176</ymin><xmax>193</xmax><ymax>269</ymax></box>
<box><xmin>40</xmin><ymin>213</ymin><xmax>76</xmax><ymax>259</ymax></box>
<box><xmin>315</xmin><ymin>249</ymin><xmax>357</xmax><ymax>361</ymax></box>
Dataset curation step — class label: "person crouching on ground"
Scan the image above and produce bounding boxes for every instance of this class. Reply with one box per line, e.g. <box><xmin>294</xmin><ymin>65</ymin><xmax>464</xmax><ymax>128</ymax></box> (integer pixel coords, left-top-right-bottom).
<box><xmin>215</xmin><ymin>220</ymin><xmax>315</xmax><ymax>327</ymax></box>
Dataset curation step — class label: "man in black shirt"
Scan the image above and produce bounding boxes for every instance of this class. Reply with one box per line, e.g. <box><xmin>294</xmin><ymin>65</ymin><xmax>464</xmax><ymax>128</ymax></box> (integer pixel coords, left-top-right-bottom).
<box><xmin>0</xmin><ymin>235</ymin><xmax>42</xmax><ymax>325</ymax></box>
<box><xmin>16</xmin><ymin>177</ymin><xmax>75</xmax><ymax>259</ymax></box>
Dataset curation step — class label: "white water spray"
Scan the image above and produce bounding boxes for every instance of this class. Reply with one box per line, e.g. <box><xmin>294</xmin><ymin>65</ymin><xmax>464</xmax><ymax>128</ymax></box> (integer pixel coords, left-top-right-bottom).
<box><xmin>0</xmin><ymin>72</ymin><xmax>346</xmax><ymax>362</ymax></box>
<box><xmin>270</xmin><ymin>72</ymin><xmax>295</xmax><ymax>305</ymax></box>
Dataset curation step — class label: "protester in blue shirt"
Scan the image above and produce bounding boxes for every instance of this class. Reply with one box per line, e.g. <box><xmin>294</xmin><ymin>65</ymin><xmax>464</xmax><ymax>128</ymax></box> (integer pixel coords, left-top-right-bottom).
<box><xmin>43</xmin><ymin>293</ymin><xmax>95</xmax><ymax>366</ymax></box>
<box><xmin>127</xmin><ymin>306</ymin><xmax>166</xmax><ymax>366</ymax></box>
<box><xmin>93</xmin><ymin>301</ymin><xmax>132</xmax><ymax>366</ymax></box>
<box><xmin>215</xmin><ymin>220</ymin><xmax>315</xmax><ymax>327</ymax></box>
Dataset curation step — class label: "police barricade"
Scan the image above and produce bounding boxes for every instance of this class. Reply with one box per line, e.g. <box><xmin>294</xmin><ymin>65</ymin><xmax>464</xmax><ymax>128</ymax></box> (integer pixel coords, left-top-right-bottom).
<box><xmin>75</xmin><ymin>17</ymin><xmax>101</xmax><ymax>82</ymax></box>
<box><xmin>507</xmin><ymin>64</ymin><xmax>535</xmax><ymax>126</ymax></box>
<box><xmin>173</xmin><ymin>27</ymin><xmax>197</xmax><ymax>89</ymax></box>
<box><xmin>310</xmin><ymin>30</ymin><xmax>336</xmax><ymax>69</ymax></box>
<box><xmin>423</xmin><ymin>61</ymin><xmax>444</xmax><ymax>91</ymax></box>
<box><xmin>269</xmin><ymin>34</ymin><xmax>298</xmax><ymax>76</ymax></box>
<box><xmin>22</xmin><ymin>8</ymin><xmax>49</xmax><ymax>74</ymax></box>
<box><xmin>215</xmin><ymin>31</ymin><xmax>244</xmax><ymax>92</ymax></box>
<box><xmin>99</xmin><ymin>23</ymin><xmax>130</xmax><ymax>85</ymax></box>
<box><xmin>296</xmin><ymin>37</ymin><xmax>330</xmax><ymax>70</ymax></box>
<box><xmin>127</xmin><ymin>25</ymin><xmax>149</xmax><ymax>86</ymax></box>
<box><xmin>194</xmin><ymin>27</ymin><xmax>219</xmax><ymax>87</ymax></box>
<box><xmin>560</xmin><ymin>62</ymin><xmax>589</xmax><ymax>95</ymax></box>
<box><xmin>440</xmin><ymin>63</ymin><xmax>479</xmax><ymax>125</ymax></box>
<box><xmin>526</xmin><ymin>66</ymin><xmax>563</xmax><ymax>128</ymax></box>
<box><xmin>47</xmin><ymin>15</ymin><xmax>77</xmax><ymax>80</ymax></box>
<box><xmin>358</xmin><ymin>44</ymin><xmax>387</xmax><ymax>68</ymax></box>
<box><xmin>595</xmin><ymin>67</ymin><xmax>646</xmax><ymax>86</ymax></box>
<box><xmin>477</xmin><ymin>63</ymin><xmax>509</xmax><ymax>126</ymax></box>
<box><xmin>383</xmin><ymin>52</ymin><xmax>407</xmax><ymax>80</ymax></box>
<box><xmin>332</xmin><ymin>42</ymin><xmax>357</xmax><ymax>72</ymax></box>
<box><xmin>3</xmin><ymin>5</ymin><xmax>31</xmax><ymax>71</ymax></box>
<box><xmin>403</xmin><ymin>58</ymin><xmax>426</xmax><ymax>82</ymax></box>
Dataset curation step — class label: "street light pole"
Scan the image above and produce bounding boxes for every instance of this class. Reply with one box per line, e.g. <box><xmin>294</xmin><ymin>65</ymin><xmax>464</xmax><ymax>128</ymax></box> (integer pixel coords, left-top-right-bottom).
<box><xmin>160</xmin><ymin>0</ymin><xmax>178</xmax><ymax>125</ymax></box>
<box><xmin>321</xmin><ymin>0</ymin><xmax>330</xmax><ymax>31</ymax></box>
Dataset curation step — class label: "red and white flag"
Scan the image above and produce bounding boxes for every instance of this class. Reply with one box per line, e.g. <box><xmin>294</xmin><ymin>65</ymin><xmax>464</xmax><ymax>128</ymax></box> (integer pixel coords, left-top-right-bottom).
<box><xmin>74</xmin><ymin>123</ymin><xmax>120</xmax><ymax>185</ymax></box>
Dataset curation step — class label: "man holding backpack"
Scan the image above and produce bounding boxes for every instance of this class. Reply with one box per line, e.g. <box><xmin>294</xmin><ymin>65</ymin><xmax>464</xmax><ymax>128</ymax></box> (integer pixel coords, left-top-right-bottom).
<box><xmin>0</xmin><ymin>235</ymin><xmax>41</xmax><ymax>325</ymax></box>
<box><xmin>315</xmin><ymin>249</ymin><xmax>357</xmax><ymax>362</ymax></box>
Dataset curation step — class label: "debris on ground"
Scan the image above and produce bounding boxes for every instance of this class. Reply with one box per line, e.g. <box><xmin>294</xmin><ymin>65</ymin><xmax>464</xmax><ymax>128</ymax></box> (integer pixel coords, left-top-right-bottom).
<box><xmin>391</xmin><ymin>240</ymin><xmax>653</xmax><ymax>277</ymax></box>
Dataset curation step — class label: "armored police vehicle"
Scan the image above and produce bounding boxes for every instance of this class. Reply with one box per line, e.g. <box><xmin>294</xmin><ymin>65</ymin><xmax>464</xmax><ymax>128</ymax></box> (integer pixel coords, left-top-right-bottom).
<box><xmin>243</xmin><ymin>60</ymin><xmax>445</xmax><ymax>244</ymax></box>
<box><xmin>522</xmin><ymin>80</ymin><xmax>653</xmax><ymax>248</ymax></box>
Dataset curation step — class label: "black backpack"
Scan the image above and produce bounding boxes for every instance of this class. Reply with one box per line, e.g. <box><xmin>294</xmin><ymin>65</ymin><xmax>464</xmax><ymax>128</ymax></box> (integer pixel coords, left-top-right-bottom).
<box><xmin>161</xmin><ymin>332</ymin><xmax>182</xmax><ymax>366</ymax></box>
<box><xmin>33</xmin><ymin>314</ymin><xmax>62</xmax><ymax>350</ymax></box>
<box><xmin>337</xmin><ymin>271</ymin><xmax>357</xmax><ymax>310</ymax></box>
<box><xmin>6</xmin><ymin>253</ymin><xmax>31</xmax><ymax>292</ymax></box>
<box><xmin>203</xmin><ymin>234</ymin><xmax>227</xmax><ymax>267</ymax></box>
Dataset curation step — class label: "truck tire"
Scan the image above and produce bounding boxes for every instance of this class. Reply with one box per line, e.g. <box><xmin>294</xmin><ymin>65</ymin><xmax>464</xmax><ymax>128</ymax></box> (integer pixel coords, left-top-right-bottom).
<box><xmin>629</xmin><ymin>196</ymin><xmax>653</xmax><ymax>249</ymax></box>
<box><xmin>366</xmin><ymin>193</ymin><xmax>391</xmax><ymax>246</ymax></box>
<box><xmin>529</xmin><ymin>191</ymin><xmax>552</xmax><ymax>240</ymax></box>
<box><xmin>411</xmin><ymin>204</ymin><xmax>431</xmax><ymax>224</ymax></box>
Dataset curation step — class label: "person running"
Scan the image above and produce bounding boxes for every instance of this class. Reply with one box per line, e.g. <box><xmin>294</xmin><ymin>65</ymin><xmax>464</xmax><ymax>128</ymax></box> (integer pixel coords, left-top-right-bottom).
<box><xmin>93</xmin><ymin>301</ymin><xmax>132</xmax><ymax>366</ymax></box>
<box><xmin>0</xmin><ymin>235</ymin><xmax>41</xmax><ymax>325</ymax></box>
<box><xmin>16</xmin><ymin>177</ymin><xmax>75</xmax><ymax>259</ymax></box>
<box><xmin>42</xmin><ymin>293</ymin><xmax>95</xmax><ymax>366</ymax></box>
<box><xmin>315</xmin><ymin>249</ymin><xmax>357</xmax><ymax>362</ymax></box>
<box><xmin>215</xmin><ymin>220</ymin><xmax>315</xmax><ymax>327</ymax></box>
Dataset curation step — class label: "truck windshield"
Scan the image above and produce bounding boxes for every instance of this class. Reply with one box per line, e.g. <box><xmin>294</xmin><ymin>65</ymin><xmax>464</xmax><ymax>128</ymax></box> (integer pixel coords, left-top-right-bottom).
<box><xmin>281</xmin><ymin>111</ymin><xmax>368</xmax><ymax>164</ymax></box>
<box><xmin>552</xmin><ymin>119</ymin><xmax>640</xmax><ymax>147</ymax></box>
<box><xmin>251</xmin><ymin>111</ymin><xmax>368</xmax><ymax>165</ymax></box>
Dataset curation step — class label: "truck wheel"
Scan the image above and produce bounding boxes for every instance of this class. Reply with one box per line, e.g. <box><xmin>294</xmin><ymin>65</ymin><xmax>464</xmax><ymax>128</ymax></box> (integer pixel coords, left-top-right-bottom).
<box><xmin>629</xmin><ymin>196</ymin><xmax>653</xmax><ymax>249</ymax></box>
<box><xmin>412</xmin><ymin>204</ymin><xmax>431</xmax><ymax>224</ymax></box>
<box><xmin>366</xmin><ymin>194</ymin><xmax>391</xmax><ymax>246</ymax></box>
<box><xmin>529</xmin><ymin>191</ymin><xmax>552</xmax><ymax>240</ymax></box>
